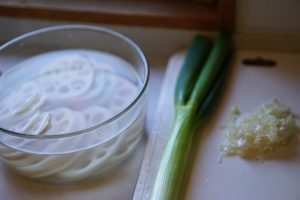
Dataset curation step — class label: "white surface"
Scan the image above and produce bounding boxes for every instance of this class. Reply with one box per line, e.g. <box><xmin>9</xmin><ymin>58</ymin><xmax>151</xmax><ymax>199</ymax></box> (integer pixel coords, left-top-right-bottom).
<box><xmin>186</xmin><ymin>50</ymin><xmax>300</xmax><ymax>200</ymax></box>
<box><xmin>134</xmin><ymin>49</ymin><xmax>300</xmax><ymax>200</ymax></box>
<box><xmin>237</xmin><ymin>0</ymin><xmax>300</xmax><ymax>33</ymax></box>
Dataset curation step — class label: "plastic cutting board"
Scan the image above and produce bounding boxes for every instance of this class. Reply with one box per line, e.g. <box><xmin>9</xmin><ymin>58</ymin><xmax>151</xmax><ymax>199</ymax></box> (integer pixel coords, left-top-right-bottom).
<box><xmin>133</xmin><ymin>50</ymin><xmax>300</xmax><ymax>200</ymax></box>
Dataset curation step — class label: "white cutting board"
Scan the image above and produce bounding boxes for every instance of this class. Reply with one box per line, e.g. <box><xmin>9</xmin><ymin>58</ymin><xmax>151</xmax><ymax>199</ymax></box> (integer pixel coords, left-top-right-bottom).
<box><xmin>133</xmin><ymin>50</ymin><xmax>300</xmax><ymax>200</ymax></box>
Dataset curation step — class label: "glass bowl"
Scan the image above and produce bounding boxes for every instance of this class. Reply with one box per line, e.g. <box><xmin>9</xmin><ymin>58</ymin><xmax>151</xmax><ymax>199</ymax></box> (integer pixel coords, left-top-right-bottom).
<box><xmin>0</xmin><ymin>25</ymin><xmax>148</xmax><ymax>183</ymax></box>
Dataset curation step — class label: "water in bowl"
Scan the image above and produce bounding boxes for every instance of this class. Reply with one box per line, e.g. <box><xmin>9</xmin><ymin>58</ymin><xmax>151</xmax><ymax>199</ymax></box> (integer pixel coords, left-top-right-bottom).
<box><xmin>0</xmin><ymin>49</ymin><xmax>145</xmax><ymax>182</ymax></box>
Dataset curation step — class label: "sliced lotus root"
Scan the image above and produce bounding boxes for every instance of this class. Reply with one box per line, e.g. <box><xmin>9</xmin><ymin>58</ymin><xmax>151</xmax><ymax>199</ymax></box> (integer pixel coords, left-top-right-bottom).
<box><xmin>48</xmin><ymin>107</ymin><xmax>79</xmax><ymax>134</ymax></box>
<box><xmin>109</xmin><ymin>77</ymin><xmax>139</xmax><ymax>114</ymax></box>
<box><xmin>13</xmin><ymin>112</ymin><xmax>51</xmax><ymax>135</ymax></box>
<box><xmin>16</xmin><ymin>81</ymin><xmax>41</xmax><ymax>99</ymax></box>
<box><xmin>39</xmin><ymin>55</ymin><xmax>95</xmax><ymax>101</ymax></box>
<box><xmin>0</xmin><ymin>81</ymin><xmax>42</xmax><ymax>119</ymax></box>
<box><xmin>82</xmin><ymin>106</ymin><xmax>113</xmax><ymax>127</ymax></box>
<box><xmin>0</xmin><ymin>101</ymin><xmax>11</xmax><ymax>120</ymax></box>
<box><xmin>80</xmin><ymin>70</ymin><xmax>119</xmax><ymax>107</ymax></box>
<box><xmin>74</xmin><ymin>111</ymin><xmax>88</xmax><ymax>130</ymax></box>
<box><xmin>12</xmin><ymin>93</ymin><xmax>40</xmax><ymax>115</ymax></box>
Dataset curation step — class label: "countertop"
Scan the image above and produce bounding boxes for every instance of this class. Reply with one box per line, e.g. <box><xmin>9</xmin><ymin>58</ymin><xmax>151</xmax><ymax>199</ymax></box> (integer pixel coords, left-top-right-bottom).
<box><xmin>1</xmin><ymin>17</ymin><xmax>300</xmax><ymax>200</ymax></box>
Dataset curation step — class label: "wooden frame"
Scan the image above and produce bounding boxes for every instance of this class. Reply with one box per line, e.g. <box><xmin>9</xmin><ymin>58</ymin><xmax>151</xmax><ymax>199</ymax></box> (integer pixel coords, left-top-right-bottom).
<box><xmin>0</xmin><ymin>0</ymin><xmax>235</xmax><ymax>31</ymax></box>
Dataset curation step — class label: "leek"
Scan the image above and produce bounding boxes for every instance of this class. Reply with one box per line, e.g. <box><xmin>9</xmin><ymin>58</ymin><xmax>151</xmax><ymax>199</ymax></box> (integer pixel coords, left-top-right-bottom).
<box><xmin>151</xmin><ymin>32</ymin><xmax>233</xmax><ymax>200</ymax></box>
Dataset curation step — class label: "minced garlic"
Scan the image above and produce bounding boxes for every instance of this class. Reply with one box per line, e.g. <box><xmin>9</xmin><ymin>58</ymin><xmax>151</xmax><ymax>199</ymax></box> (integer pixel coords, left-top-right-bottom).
<box><xmin>221</xmin><ymin>99</ymin><xmax>299</xmax><ymax>159</ymax></box>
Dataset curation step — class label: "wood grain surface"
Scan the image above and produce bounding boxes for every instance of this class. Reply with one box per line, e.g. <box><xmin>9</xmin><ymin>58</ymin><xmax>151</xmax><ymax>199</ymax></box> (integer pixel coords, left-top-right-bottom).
<box><xmin>0</xmin><ymin>0</ymin><xmax>235</xmax><ymax>30</ymax></box>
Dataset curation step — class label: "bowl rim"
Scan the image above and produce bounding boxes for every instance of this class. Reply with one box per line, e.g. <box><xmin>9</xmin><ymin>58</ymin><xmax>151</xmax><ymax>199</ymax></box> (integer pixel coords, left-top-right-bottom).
<box><xmin>0</xmin><ymin>24</ymin><xmax>149</xmax><ymax>140</ymax></box>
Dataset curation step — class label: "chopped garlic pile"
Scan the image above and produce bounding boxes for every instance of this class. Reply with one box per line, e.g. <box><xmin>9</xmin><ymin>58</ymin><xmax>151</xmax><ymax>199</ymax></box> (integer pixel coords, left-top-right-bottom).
<box><xmin>221</xmin><ymin>99</ymin><xmax>300</xmax><ymax>159</ymax></box>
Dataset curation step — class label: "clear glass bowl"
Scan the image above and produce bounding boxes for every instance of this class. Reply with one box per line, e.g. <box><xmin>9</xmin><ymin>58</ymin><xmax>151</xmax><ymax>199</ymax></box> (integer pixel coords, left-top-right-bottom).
<box><xmin>0</xmin><ymin>25</ymin><xmax>148</xmax><ymax>183</ymax></box>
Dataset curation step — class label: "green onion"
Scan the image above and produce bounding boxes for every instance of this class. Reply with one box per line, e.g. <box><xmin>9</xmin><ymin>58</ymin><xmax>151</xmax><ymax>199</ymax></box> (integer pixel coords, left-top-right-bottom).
<box><xmin>175</xmin><ymin>36</ymin><xmax>212</xmax><ymax>106</ymax></box>
<box><xmin>150</xmin><ymin>32</ymin><xmax>233</xmax><ymax>200</ymax></box>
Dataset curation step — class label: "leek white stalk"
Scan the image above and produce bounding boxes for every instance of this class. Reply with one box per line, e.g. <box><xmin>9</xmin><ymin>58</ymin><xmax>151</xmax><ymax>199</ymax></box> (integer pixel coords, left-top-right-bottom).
<box><xmin>151</xmin><ymin>32</ymin><xmax>233</xmax><ymax>200</ymax></box>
